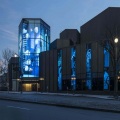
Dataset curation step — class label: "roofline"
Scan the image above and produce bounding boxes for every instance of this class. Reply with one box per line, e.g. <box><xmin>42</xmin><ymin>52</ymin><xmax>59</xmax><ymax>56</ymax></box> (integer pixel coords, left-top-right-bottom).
<box><xmin>18</xmin><ymin>18</ymin><xmax>50</xmax><ymax>28</ymax></box>
<box><xmin>81</xmin><ymin>7</ymin><xmax>120</xmax><ymax>28</ymax></box>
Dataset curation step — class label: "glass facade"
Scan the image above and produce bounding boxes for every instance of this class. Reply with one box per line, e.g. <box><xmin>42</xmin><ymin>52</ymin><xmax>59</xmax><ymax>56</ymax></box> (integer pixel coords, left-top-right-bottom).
<box><xmin>71</xmin><ymin>47</ymin><xmax>76</xmax><ymax>90</ymax></box>
<box><xmin>58</xmin><ymin>50</ymin><xmax>62</xmax><ymax>90</ymax></box>
<box><xmin>104</xmin><ymin>44</ymin><xmax>110</xmax><ymax>90</ymax></box>
<box><xmin>86</xmin><ymin>44</ymin><xmax>92</xmax><ymax>90</ymax></box>
<box><xmin>19</xmin><ymin>19</ymin><xmax>50</xmax><ymax>77</ymax></box>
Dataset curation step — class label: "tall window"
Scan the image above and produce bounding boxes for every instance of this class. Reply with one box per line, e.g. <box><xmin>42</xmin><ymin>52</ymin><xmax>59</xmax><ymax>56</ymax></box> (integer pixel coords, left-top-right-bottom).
<box><xmin>104</xmin><ymin>44</ymin><xmax>110</xmax><ymax>90</ymax></box>
<box><xmin>58</xmin><ymin>50</ymin><xmax>62</xmax><ymax>90</ymax></box>
<box><xmin>71</xmin><ymin>47</ymin><xmax>76</xmax><ymax>90</ymax></box>
<box><xmin>86</xmin><ymin>44</ymin><xmax>92</xmax><ymax>90</ymax></box>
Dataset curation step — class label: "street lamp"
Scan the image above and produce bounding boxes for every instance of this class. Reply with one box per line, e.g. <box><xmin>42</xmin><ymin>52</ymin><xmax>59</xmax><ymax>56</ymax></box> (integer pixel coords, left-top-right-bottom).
<box><xmin>114</xmin><ymin>38</ymin><xmax>118</xmax><ymax>43</ymax></box>
<box><xmin>17</xmin><ymin>78</ymin><xmax>22</xmax><ymax>93</ymax></box>
<box><xmin>71</xmin><ymin>77</ymin><xmax>76</xmax><ymax>94</ymax></box>
<box><xmin>14</xmin><ymin>53</ymin><xmax>23</xmax><ymax>93</ymax></box>
<box><xmin>39</xmin><ymin>77</ymin><xmax>44</xmax><ymax>92</ymax></box>
<box><xmin>114</xmin><ymin>37</ymin><xmax>118</xmax><ymax>98</ymax></box>
<box><xmin>14</xmin><ymin>54</ymin><xmax>18</xmax><ymax>57</ymax></box>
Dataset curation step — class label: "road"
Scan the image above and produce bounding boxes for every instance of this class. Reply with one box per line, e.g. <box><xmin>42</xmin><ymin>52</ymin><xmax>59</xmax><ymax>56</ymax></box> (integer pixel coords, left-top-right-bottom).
<box><xmin>0</xmin><ymin>100</ymin><xmax>120</xmax><ymax>120</ymax></box>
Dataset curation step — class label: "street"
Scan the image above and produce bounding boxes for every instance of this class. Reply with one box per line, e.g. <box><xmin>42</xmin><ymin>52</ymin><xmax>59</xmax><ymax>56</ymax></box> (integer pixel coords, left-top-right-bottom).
<box><xmin>0</xmin><ymin>100</ymin><xmax>120</xmax><ymax>120</ymax></box>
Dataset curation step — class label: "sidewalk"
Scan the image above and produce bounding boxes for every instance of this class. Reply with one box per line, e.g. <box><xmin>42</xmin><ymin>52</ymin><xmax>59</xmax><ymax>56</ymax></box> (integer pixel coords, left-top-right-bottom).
<box><xmin>0</xmin><ymin>91</ymin><xmax>120</xmax><ymax>113</ymax></box>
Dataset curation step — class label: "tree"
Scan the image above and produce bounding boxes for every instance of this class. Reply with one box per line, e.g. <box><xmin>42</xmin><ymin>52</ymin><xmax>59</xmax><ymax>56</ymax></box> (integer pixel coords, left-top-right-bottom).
<box><xmin>98</xmin><ymin>24</ymin><xmax>120</xmax><ymax>98</ymax></box>
<box><xmin>0</xmin><ymin>59</ymin><xmax>4</xmax><ymax>75</ymax></box>
<box><xmin>2</xmin><ymin>48</ymin><xmax>15</xmax><ymax>73</ymax></box>
<box><xmin>0</xmin><ymin>48</ymin><xmax>15</xmax><ymax>90</ymax></box>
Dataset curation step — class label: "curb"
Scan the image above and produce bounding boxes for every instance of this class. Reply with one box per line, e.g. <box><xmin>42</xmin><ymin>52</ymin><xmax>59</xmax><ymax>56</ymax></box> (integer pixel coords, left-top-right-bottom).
<box><xmin>0</xmin><ymin>97</ymin><xmax>120</xmax><ymax>113</ymax></box>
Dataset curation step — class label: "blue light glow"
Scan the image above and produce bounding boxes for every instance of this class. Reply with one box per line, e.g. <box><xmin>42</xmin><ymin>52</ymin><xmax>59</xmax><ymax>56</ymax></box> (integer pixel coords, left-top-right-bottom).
<box><xmin>19</xmin><ymin>19</ymin><xmax>50</xmax><ymax>77</ymax></box>
<box><xmin>71</xmin><ymin>47</ymin><xmax>76</xmax><ymax>90</ymax></box>
<box><xmin>58</xmin><ymin>50</ymin><xmax>62</xmax><ymax>90</ymax></box>
<box><xmin>104</xmin><ymin>47</ymin><xmax>110</xmax><ymax>90</ymax></box>
<box><xmin>104</xmin><ymin>48</ymin><xmax>109</xmax><ymax>67</ymax></box>
<box><xmin>86</xmin><ymin>44</ymin><xmax>92</xmax><ymax>90</ymax></box>
<box><xmin>104</xmin><ymin>71</ymin><xmax>109</xmax><ymax>90</ymax></box>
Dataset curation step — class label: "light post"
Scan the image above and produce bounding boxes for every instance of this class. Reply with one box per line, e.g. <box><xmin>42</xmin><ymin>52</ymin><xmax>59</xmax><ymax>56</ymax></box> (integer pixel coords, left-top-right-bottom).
<box><xmin>114</xmin><ymin>38</ymin><xmax>118</xmax><ymax>98</ymax></box>
<box><xmin>17</xmin><ymin>78</ymin><xmax>22</xmax><ymax>93</ymax></box>
<box><xmin>71</xmin><ymin>77</ymin><xmax>76</xmax><ymax>94</ymax></box>
<box><xmin>39</xmin><ymin>77</ymin><xmax>44</xmax><ymax>92</ymax></box>
<box><xmin>7</xmin><ymin>82</ymin><xmax>9</xmax><ymax>93</ymax></box>
<box><xmin>14</xmin><ymin>53</ymin><xmax>23</xmax><ymax>94</ymax></box>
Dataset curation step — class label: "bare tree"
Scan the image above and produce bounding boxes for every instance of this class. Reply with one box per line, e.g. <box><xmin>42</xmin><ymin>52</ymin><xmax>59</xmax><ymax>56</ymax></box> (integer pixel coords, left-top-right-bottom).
<box><xmin>2</xmin><ymin>48</ymin><xmax>15</xmax><ymax>73</ymax></box>
<box><xmin>0</xmin><ymin>59</ymin><xmax>4</xmax><ymax>75</ymax></box>
<box><xmin>98</xmin><ymin>25</ymin><xmax>120</xmax><ymax>69</ymax></box>
<box><xmin>0</xmin><ymin>58</ymin><xmax>8</xmax><ymax>90</ymax></box>
<box><xmin>97</xmin><ymin>24</ymin><xmax>120</xmax><ymax>98</ymax></box>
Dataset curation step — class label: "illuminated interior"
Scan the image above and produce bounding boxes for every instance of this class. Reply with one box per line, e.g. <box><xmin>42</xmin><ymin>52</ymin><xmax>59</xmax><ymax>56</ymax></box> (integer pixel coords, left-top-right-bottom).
<box><xmin>22</xmin><ymin>84</ymin><xmax>32</xmax><ymax>91</ymax></box>
<box><xmin>71</xmin><ymin>47</ymin><xmax>76</xmax><ymax>90</ymax></box>
<box><xmin>86</xmin><ymin>44</ymin><xmax>92</xmax><ymax>90</ymax></box>
<box><xmin>19</xmin><ymin>19</ymin><xmax>50</xmax><ymax>77</ymax></box>
<box><xmin>104</xmin><ymin>45</ymin><xmax>110</xmax><ymax>90</ymax></box>
<box><xmin>58</xmin><ymin>50</ymin><xmax>62</xmax><ymax>90</ymax></box>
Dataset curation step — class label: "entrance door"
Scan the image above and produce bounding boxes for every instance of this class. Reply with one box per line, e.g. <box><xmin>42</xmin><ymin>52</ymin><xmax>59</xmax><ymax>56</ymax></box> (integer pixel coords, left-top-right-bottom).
<box><xmin>22</xmin><ymin>84</ymin><xmax>32</xmax><ymax>91</ymax></box>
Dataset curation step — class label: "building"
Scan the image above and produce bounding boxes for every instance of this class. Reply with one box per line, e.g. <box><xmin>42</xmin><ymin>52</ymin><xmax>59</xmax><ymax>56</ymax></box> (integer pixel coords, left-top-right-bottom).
<box><xmin>0</xmin><ymin>73</ymin><xmax>8</xmax><ymax>91</ymax></box>
<box><xmin>40</xmin><ymin>7</ymin><xmax>120</xmax><ymax>94</ymax></box>
<box><xmin>8</xmin><ymin>57</ymin><xmax>19</xmax><ymax>91</ymax></box>
<box><xmin>8</xmin><ymin>7</ymin><xmax>120</xmax><ymax>94</ymax></box>
<box><xmin>40</xmin><ymin>29</ymin><xmax>80</xmax><ymax>92</ymax></box>
<box><xmin>17</xmin><ymin>18</ymin><xmax>50</xmax><ymax>91</ymax></box>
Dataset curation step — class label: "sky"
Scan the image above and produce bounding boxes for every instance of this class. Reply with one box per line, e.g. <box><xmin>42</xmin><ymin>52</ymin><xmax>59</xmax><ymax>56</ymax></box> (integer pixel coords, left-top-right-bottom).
<box><xmin>0</xmin><ymin>0</ymin><xmax>120</xmax><ymax>57</ymax></box>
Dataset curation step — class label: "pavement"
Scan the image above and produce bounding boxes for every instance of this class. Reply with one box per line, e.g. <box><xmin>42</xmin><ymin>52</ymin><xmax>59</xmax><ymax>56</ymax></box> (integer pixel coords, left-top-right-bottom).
<box><xmin>0</xmin><ymin>91</ymin><xmax>120</xmax><ymax>113</ymax></box>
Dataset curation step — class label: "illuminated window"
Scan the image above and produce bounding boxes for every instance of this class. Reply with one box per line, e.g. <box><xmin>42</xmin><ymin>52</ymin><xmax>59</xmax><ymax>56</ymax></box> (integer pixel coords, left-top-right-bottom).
<box><xmin>19</xmin><ymin>19</ymin><xmax>50</xmax><ymax>77</ymax></box>
<box><xmin>86</xmin><ymin>44</ymin><xmax>92</xmax><ymax>90</ymax></box>
<box><xmin>71</xmin><ymin>47</ymin><xmax>76</xmax><ymax>90</ymax></box>
<box><xmin>58</xmin><ymin>50</ymin><xmax>62</xmax><ymax>90</ymax></box>
<box><xmin>104</xmin><ymin>44</ymin><xmax>110</xmax><ymax>90</ymax></box>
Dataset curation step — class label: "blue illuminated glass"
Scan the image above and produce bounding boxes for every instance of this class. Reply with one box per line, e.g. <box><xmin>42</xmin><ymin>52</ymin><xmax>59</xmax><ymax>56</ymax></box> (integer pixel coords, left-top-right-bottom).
<box><xmin>104</xmin><ymin>49</ymin><xmax>109</xmax><ymax>67</ymax></box>
<box><xmin>71</xmin><ymin>47</ymin><xmax>76</xmax><ymax>90</ymax></box>
<box><xmin>19</xmin><ymin>19</ymin><xmax>50</xmax><ymax>77</ymax></box>
<box><xmin>58</xmin><ymin>50</ymin><xmax>62</xmax><ymax>90</ymax></box>
<box><xmin>86</xmin><ymin>44</ymin><xmax>92</xmax><ymax>90</ymax></box>
<box><xmin>104</xmin><ymin>46</ymin><xmax>110</xmax><ymax>90</ymax></box>
<box><xmin>104</xmin><ymin>71</ymin><xmax>109</xmax><ymax>90</ymax></box>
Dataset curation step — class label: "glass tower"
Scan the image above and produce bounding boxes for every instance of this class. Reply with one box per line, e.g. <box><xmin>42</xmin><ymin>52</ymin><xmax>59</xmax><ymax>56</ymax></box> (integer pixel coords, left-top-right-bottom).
<box><xmin>19</xmin><ymin>18</ymin><xmax>50</xmax><ymax>77</ymax></box>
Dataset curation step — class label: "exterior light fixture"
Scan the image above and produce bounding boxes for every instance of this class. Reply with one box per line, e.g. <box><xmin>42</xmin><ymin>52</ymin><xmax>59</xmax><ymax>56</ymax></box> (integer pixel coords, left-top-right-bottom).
<box><xmin>114</xmin><ymin>37</ymin><xmax>119</xmax><ymax>98</ymax></box>
<box><xmin>114</xmin><ymin>38</ymin><xmax>118</xmax><ymax>43</ymax></box>
<box><xmin>14</xmin><ymin>54</ymin><xmax>18</xmax><ymax>57</ymax></box>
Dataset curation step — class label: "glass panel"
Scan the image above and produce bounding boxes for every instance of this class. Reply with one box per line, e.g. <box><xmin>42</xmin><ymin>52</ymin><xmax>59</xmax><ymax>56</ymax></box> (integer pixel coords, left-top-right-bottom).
<box><xmin>71</xmin><ymin>47</ymin><xmax>76</xmax><ymax>90</ymax></box>
<box><xmin>35</xmin><ymin>20</ymin><xmax>40</xmax><ymax>23</ymax></box>
<box><xmin>86</xmin><ymin>44</ymin><xmax>92</xmax><ymax>90</ymax></box>
<box><xmin>104</xmin><ymin>45</ymin><xmax>110</xmax><ymax>90</ymax></box>
<box><xmin>58</xmin><ymin>50</ymin><xmax>62</xmax><ymax>90</ymax></box>
<box><xmin>22</xmin><ymin>53</ymin><xmax>39</xmax><ymax>77</ymax></box>
<box><xmin>19</xmin><ymin>19</ymin><xmax>50</xmax><ymax>78</ymax></box>
<box><xmin>22</xmin><ymin>21</ymin><xmax>29</xmax><ymax>39</ymax></box>
<box><xmin>28</xmin><ymin>24</ymin><xmax>35</xmax><ymax>39</ymax></box>
<box><xmin>34</xmin><ymin>24</ymin><xmax>40</xmax><ymax>39</ymax></box>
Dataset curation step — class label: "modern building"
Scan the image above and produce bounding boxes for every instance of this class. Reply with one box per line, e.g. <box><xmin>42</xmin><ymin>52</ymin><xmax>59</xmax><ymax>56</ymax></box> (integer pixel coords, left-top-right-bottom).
<box><xmin>8</xmin><ymin>57</ymin><xmax>19</xmax><ymax>91</ymax></box>
<box><xmin>40</xmin><ymin>29</ymin><xmax>80</xmax><ymax>92</ymax></box>
<box><xmin>8</xmin><ymin>7</ymin><xmax>120</xmax><ymax>94</ymax></box>
<box><xmin>17</xmin><ymin>18</ymin><xmax>50</xmax><ymax>91</ymax></box>
<box><xmin>39</xmin><ymin>7</ymin><xmax>120</xmax><ymax>94</ymax></box>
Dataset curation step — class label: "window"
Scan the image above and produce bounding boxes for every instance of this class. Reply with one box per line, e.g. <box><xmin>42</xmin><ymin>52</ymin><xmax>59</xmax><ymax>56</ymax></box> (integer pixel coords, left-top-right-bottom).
<box><xmin>104</xmin><ymin>44</ymin><xmax>110</xmax><ymax>90</ymax></box>
<box><xmin>71</xmin><ymin>47</ymin><xmax>76</xmax><ymax>90</ymax></box>
<box><xmin>86</xmin><ymin>43</ymin><xmax>92</xmax><ymax>90</ymax></box>
<box><xmin>58</xmin><ymin>50</ymin><xmax>62</xmax><ymax>90</ymax></box>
